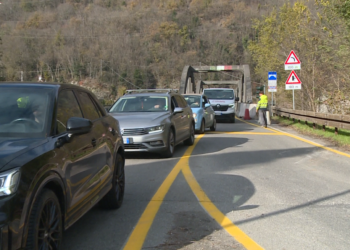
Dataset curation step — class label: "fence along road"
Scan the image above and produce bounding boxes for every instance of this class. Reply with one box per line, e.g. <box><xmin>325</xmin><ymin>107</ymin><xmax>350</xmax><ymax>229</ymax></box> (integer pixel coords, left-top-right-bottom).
<box><xmin>273</xmin><ymin>107</ymin><xmax>350</xmax><ymax>132</ymax></box>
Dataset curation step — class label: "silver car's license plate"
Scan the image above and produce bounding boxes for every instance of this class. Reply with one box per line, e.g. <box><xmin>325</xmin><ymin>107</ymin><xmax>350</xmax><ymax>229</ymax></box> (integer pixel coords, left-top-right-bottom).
<box><xmin>123</xmin><ymin>138</ymin><xmax>133</xmax><ymax>144</ymax></box>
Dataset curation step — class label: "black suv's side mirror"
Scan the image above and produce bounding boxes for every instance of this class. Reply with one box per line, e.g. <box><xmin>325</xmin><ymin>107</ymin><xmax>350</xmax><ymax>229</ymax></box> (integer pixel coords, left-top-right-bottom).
<box><xmin>173</xmin><ymin>107</ymin><xmax>183</xmax><ymax>114</ymax></box>
<box><xmin>67</xmin><ymin>117</ymin><xmax>92</xmax><ymax>135</ymax></box>
<box><xmin>55</xmin><ymin>117</ymin><xmax>92</xmax><ymax>148</ymax></box>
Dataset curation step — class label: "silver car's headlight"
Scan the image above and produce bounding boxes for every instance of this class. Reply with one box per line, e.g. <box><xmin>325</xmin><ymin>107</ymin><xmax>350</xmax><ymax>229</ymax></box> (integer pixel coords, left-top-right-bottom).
<box><xmin>147</xmin><ymin>125</ymin><xmax>164</xmax><ymax>134</ymax></box>
<box><xmin>228</xmin><ymin>104</ymin><xmax>235</xmax><ymax>108</ymax></box>
<box><xmin>120</xmin><ymin>128</ymin><xmax>124</xmax><ymax>135</ymax></box>
<box><xmin>193</xmin><ymin>113</ymin><xmax>197</xmax><ymax>118</ymax></box>
<box><xmin>0</xmin><ymin>169</ymin><xmax>21</xmax><ymax>196</ymax></box>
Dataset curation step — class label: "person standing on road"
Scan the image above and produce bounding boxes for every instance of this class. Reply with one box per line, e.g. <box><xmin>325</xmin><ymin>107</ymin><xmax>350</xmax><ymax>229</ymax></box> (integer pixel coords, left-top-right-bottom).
<box><xmin>256</xmin><ymin>91</ymin><xmax>268</xmax><ymax>128</ymax></box>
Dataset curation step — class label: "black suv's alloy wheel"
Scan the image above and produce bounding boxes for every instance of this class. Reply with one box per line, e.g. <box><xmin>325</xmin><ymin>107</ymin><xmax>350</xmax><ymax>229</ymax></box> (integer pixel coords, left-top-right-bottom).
<box><xmin>99</xmin><ymin>153</ymin><xmax>125</xmax><ymax>209</ymax></box>
<box><xmin>26</xmin><ymin>189</ymin><xmax>63</xmax><ymax>250</ymax></box>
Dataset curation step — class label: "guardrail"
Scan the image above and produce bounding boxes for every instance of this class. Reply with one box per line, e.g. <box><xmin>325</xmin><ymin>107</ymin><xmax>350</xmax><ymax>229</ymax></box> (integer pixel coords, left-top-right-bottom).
<box><xmin>272</xmin><ymin>107</ymin><xmax>350</xmax><ymax>133</ymax></box>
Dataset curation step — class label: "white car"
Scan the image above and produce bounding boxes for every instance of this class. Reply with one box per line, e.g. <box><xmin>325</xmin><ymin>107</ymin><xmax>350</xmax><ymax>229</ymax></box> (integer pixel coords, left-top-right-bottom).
<box><xmin>203</xmin><ymin>88</ymin><xmax>238</xmax><ymax>123</ymax></box>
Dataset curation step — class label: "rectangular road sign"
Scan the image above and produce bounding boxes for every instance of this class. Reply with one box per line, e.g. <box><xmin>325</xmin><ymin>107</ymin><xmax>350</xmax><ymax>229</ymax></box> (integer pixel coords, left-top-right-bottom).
<box><xmin>268</xmin><ymin>71</ymin><xmax>277</xmax><ymax>92</ymax></box>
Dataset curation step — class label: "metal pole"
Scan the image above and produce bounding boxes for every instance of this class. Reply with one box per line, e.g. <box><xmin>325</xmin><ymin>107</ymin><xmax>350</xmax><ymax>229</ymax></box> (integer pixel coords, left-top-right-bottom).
<box><xmin>272</xmin><ymin>92</ymin><xmax>274</xmax><ymax>106</ymax></box>
<box><xmin>293</xmin><ymin>89</ymin><xmax>295</xmax><ymax>110</ymax></box>
<box><xmin>271</xmin><ymin>92</ymin><xmax>274</xmax><ymax>117</ymax></box>
<box><xmin>21</xmin><ymin>71</ymin><xmax>23</xmax><ymax>82</ymax></box>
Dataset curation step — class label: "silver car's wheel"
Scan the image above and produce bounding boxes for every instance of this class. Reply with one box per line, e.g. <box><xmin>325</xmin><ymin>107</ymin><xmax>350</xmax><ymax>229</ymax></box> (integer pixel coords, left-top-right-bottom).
<box><xmin>184</xmin><ymin>123</ymin><xmax>195</xmax><ymax>146</ymax></box>
<box><xmin>162</xmin><ymin>130</ymin><xmax>175</xmax><ymax>158</ymax></box>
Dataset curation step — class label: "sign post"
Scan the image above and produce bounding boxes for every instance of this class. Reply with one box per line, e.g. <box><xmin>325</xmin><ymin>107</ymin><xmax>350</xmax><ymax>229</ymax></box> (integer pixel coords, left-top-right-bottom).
<box><xmin>268</xmin><ymin>71</ymin><xmax>277</xmax><ymax>106</ymax></box>
<box><xmin>284</xmin><ymin>51</ymin><xmax>301</xmax><ymax>110</ymax></box>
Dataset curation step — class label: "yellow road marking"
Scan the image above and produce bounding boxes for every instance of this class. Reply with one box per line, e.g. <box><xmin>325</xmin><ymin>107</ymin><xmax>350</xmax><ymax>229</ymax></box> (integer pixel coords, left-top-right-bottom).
<box><xmin>124</xmin><ymin>117</ymin><xmax>349</xmax><ymax>250</ymax></box>
<box><xmin>208</xmin><ymin>131</ymin><xmax>283</xmax><ymax>135</ymax></box>
<box><xmin>123</xmin><ymin>134</ymin><xmax>262</xmax><ymax>250</ymax></box>
<box><xmin>122</xmin><ymin>164</ymin><xmax>182</xmax><ymax>250</ymax></box>
<box><xmin>123</xmin><ymin>138</ymin><xmax>199</xmax><ymax>250</ymax></box>
<box><xmin>237</xmin><ymin>117</ymin><xmax>350</xmax><ymax>159</ymax></box>
<box><xmin>282</xmin><ymin>133</ymin><xmax>350</xmax><ymax>159</ymax></box>
<box><xmin>182</xmin><ymin>164</ymin><xmax>264</xmax><ymax>250</ymax></box>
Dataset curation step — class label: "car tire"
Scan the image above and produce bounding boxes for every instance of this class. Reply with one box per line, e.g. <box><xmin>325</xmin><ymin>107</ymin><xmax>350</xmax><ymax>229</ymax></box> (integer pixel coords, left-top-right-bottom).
<box><xmin>230</xmin><ymin>114</ymin><xmax>236</xmax><ymax>123</ymax></box>
<box><xmin>184</xmin><ymin>123</ymin><xmax>195</xmax><ymax>146</ymax></box>
<box><xmin>210</xmin><ymin>119</ymin><xmax>216</xmax><ymax>131</ymax></box>
<box><xmin>199</xmin><ymin>120</ymin><xmax>205</xmax><ymax>134</ymax></box>
<box><xmin>99</xmin><ymin>153</ymin><xmax>125</xmax><ymax>209</ymax></box>
<box><xmin>161</xmin><ymin>129</ymin><xmax>175</xmax><ymax>158</ymax></box>
<box><xmin>26</xmin><ymin>189</ymin><xmax>63</xmax><ymax>250</ymax></box>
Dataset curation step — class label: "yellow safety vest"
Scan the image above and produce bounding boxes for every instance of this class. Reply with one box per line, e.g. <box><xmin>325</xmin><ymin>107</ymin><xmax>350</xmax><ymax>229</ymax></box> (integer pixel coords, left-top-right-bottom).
<box><xmin>256</xmin><ymin>94</ymin><xmax>268</xmax><ymax>111</ymax></box>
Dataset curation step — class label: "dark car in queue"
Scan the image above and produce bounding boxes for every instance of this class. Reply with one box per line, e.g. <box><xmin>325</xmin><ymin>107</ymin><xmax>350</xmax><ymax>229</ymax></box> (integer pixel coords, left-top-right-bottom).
<box><xmin>108</xmin><ymin>89</ymin><xmax>195</xmax><ymax>158</ymax></box>
<box><xmin>0</xmin><ymin>82</ymin><xmax>125</xmax><ymax>250</ymax></box>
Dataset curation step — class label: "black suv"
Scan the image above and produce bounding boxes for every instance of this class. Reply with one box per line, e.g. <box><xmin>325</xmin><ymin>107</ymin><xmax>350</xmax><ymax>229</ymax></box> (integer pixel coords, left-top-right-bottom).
<box><xmin>0</xmin><ymin>82</ymin><xmax>125</xmax><ymax>249</ymax></box>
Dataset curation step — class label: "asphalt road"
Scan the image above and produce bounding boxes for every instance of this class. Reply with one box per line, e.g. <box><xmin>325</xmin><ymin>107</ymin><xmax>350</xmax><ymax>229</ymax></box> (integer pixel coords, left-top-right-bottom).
<box><xmin>62</xmin><ymin>118</ymin><xmax>350</xmax><ymax>250</ymax></box>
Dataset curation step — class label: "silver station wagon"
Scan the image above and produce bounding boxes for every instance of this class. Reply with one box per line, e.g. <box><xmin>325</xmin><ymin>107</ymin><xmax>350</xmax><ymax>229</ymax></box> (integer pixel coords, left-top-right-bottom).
<box><xmin>108</xmin><ymin>89</ymin><xmax>195</xmax><ymax>158</ymax></box>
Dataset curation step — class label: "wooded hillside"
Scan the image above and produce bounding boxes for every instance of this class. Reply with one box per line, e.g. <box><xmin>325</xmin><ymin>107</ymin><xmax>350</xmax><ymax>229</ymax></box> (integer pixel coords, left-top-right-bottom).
<box><xmin>0</xmin><ymin>0</ymin><xmax>349</xmax><ymax>113</ymax></box>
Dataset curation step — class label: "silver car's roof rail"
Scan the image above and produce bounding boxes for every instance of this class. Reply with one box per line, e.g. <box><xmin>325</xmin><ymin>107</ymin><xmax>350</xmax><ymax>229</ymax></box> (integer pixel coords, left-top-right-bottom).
<box><xmin>125</xmin><ymin>89</ymin><xmax>179</xmax><ymax>94</ymax></box>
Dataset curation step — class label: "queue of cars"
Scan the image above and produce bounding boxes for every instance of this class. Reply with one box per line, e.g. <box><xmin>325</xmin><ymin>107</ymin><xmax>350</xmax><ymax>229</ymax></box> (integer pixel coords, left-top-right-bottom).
<box><xmin>0</xmin><ymin>83</ymin><xmax>235</xmax><ymax>249</ymax></box>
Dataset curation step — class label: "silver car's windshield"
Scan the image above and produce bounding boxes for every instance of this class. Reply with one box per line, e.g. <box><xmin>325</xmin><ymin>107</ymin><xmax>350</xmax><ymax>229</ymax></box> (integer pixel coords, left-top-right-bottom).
<box><xmin>203</xmin><ymin>89</ymin><xmax>234</xmax><ymax>100</ymax></box>
<box><xmin>0</xmin><ymin>86</ymin><xmax>53</xmax><ymax>138</ymax></box>
<box><xmin>184</xmin><ymin>96</ymin><xmax>201</xmax><ymax>108</ymax></box>
<box><xmin>110</xmin><ymin>96</ymin><xmax>169</xmax><ymax>112</ymax></box>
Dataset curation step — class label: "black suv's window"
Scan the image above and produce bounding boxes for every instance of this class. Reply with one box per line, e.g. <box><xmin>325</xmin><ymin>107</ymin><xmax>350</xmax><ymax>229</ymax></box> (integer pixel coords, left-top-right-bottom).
<box><xmin>170</xmin><ymin>96</ymin><xmax>177</xmax><ymax>112</ymax></box>
<box><xmin>57</xmin><ymin>90</ymin><xmax>83</xmax><ymax>134</ymax></box>
<box><xmin>77</xmin><ymin>91</ymin><xmax>101</xmax><ymax>120</ymax></box>
<box><xmin>0</xmin><ymin>86</ymin><xmax>54</xmax><ymax>137</ymax></box>
<box><xmin>174</xmin><ymin>95</ymin><xmax>188</xmax><ymax>108</ymax></box>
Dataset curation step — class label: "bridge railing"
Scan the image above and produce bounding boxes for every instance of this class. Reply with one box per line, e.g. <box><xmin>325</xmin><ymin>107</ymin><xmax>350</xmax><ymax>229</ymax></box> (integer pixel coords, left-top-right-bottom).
<box><xmin>272</xmin><ymin>107</ymin><xmax>350</xmax><ymax>132</ymax></box>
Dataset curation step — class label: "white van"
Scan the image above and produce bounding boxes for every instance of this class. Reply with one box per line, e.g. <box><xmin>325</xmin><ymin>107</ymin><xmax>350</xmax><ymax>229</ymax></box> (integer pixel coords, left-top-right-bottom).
<box><xmin>203</xmin><ymin>88</ymin><xmax>237</xmax><ymax>123</ymax></box>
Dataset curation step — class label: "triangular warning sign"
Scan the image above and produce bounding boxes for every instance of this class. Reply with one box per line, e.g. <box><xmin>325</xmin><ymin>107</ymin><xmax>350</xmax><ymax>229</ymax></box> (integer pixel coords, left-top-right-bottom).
<box><xmin>286</xmin><ymin>70</ymin><xmax>301</xmax><ymax>84</ymax></box>
<box><xmin>285</xmin><ymin>50</ymin><xmax>301</xmax><ymax>65</ymax></box>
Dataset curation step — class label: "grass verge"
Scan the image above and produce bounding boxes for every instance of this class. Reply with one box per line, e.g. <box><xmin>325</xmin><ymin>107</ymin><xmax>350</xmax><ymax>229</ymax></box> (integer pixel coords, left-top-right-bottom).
<box><xmin>272</xmin><ymin>116</ymin><xmax>350</xmax><ymax>150</ymax></box>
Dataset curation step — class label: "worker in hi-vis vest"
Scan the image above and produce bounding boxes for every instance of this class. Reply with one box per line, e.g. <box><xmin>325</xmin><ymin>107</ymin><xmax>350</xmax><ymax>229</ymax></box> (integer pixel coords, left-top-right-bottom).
<box><xmin>256</xmin><ymin>91</ymin><xmax>268</xmax><ymax>128</ymax></box>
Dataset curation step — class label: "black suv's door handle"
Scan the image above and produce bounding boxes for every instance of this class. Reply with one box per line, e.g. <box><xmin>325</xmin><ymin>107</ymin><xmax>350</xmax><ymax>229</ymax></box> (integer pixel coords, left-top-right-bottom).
<box><xmin>92</xmin><ymin>138</ymin><xmax>97</xmax><ymax>147</ymax></box>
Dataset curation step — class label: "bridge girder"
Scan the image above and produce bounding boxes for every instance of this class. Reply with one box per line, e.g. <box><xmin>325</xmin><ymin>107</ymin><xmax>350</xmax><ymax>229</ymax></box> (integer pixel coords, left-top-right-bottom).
<box><xmin>179</xmin><ymin>65</ymin><xmax>251</xmax><ymax>103</ymax></box>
